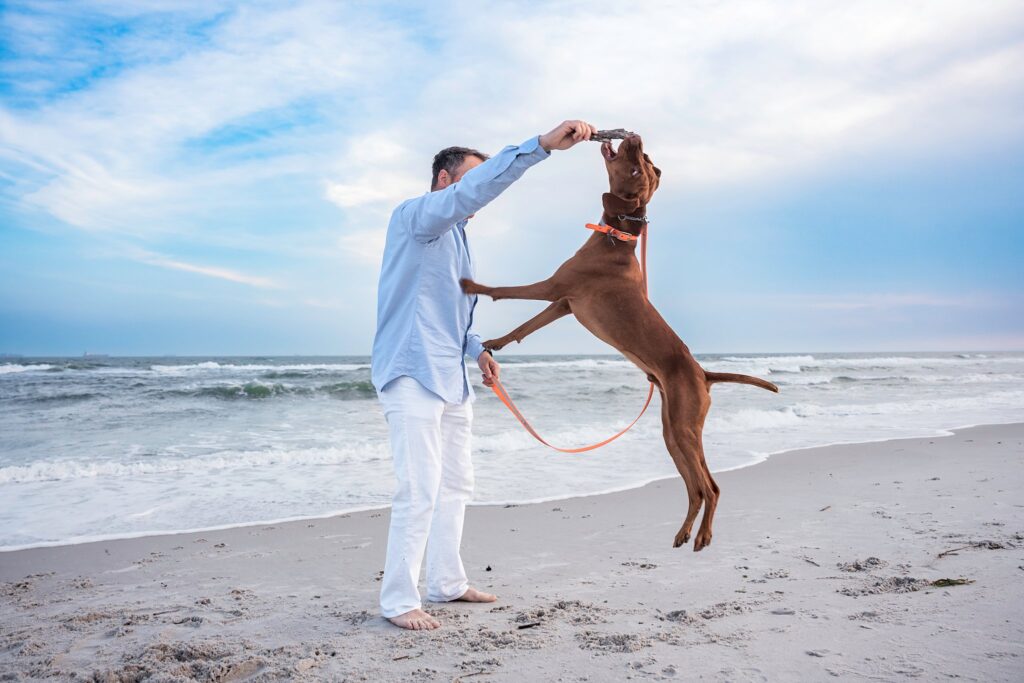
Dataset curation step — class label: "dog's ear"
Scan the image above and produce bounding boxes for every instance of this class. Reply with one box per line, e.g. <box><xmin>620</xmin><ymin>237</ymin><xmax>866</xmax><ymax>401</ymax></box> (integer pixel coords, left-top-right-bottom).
<box><xmin>643</xmin><ymin>153</ymin><xmax>662</xmax><ymax>178</ymax></box>
<box><xmin>602</xmin><ymin>192</ymin><xmax>641</xmax><ymax>214</ymax></box>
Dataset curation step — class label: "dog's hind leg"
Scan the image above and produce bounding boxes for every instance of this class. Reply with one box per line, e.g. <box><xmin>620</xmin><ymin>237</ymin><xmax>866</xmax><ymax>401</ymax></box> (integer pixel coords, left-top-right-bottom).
<box><xmin>664</xmin><ymin>384</ymin><xmax>718</xmax><ymax>551</ymax></box>
<box><xmin>460</xmin><ymin>277</ymin><xmax>560</xmax><ymax>302</ymax></box>
<box><xmin>691</xmin><ymin>434</ymin><xmax>719</xmax><ymax>551</ymax></box>
<box><xmin>484</xmin><ymin>299</ymin><xmax>571</xmax><ymax>351</ymax></box>
<box><xmin>659</xmin><ymin>391</ymin><xmax>703</xmax><ymax>548</ymax></box>
<box><xmin>682</xmin><ymin>385</ymin><xmax>720</xmax><ymax>550</ymax></box>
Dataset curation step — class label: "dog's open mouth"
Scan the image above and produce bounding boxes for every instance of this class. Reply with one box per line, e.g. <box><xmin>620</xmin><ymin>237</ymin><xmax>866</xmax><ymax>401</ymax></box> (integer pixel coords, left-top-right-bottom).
<box><xmin>601</xmin><ymin>140</ymin><xmax>618</xmax><ymax>162</ymax></box>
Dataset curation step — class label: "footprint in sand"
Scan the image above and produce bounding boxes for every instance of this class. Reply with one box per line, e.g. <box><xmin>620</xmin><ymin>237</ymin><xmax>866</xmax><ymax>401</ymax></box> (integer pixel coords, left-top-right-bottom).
<box><xmin>514</xmin><ymin>599</ymin><xmax>608</xmax><ymax>626</ymax></box>
<box><xmin>837</xmin><ymin>557</ymin><xmax>888</xmax><ymax>572</ymax></box>
<box><xmin>576</xmin><ymin>630</ymin><xmax>651</xmax><ymax>653</ymax></box>
<box><xmin>838</xmin><ymin>576</ymin><xmax>931</xmax><ymax>596</ymax></box>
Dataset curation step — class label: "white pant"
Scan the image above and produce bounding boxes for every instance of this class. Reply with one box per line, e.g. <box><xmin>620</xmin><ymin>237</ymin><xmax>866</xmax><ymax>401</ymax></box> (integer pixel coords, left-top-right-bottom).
<box><xmin>377</xmin><ymin>375</ymin><xmax>474</xmax><ymax>618</ymax></box>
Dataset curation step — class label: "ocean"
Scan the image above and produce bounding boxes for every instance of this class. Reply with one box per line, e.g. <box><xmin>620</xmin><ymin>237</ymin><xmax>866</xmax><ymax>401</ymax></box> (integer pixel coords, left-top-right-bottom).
<box><xmin>1</xmin><ymin>352</ymin><xmax>1021</xmax><ymax>551</ymax></box>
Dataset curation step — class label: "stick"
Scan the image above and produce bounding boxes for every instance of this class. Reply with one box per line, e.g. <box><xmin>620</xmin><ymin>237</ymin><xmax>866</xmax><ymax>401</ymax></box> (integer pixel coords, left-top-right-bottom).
<box><xmin>591</xmin><ymin>128</ymin><xmax>637</xmax><ymax>142</ymax></box>
<box><xmin>937</xmin><ymin>541</ymin><xmax>1005</xmax><ymax>558</ymax></box>
<box><xmin>392</xmin><ymin>652</ymin><xmax>423</xmax><ymax>661</ymax></box>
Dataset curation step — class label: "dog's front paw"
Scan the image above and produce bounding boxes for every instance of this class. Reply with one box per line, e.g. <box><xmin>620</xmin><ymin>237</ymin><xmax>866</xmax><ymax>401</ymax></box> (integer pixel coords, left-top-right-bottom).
<box><xmin>483</xmin><ymin>338</ymin><xmax>506</xmax><ymax>352</ymax></box>
<box><xmin>460</xmin><ymin>278</ymin><xmax>487</xmax><ymax>295</ymax></box>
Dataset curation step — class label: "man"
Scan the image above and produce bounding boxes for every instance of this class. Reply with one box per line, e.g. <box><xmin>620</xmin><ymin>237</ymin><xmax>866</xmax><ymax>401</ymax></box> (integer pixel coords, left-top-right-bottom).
<box><xmin>371</xmin><ymin>120</ymin><xmax>597</xmax><ymax>630</ymax></box>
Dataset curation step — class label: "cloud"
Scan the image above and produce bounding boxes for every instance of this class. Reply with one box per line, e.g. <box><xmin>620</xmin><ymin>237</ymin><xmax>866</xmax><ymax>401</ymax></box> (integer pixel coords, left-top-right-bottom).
<box><xmin>324</xmin><ymin>171</ymin><xmax>422</xmax><ymax>210</ymax></box>
<box><xmin>794</xmin><ymin>293</ymin><xmax>995</xmax><ymax>311</ymax></box>
<box><xmin>127</xmin><ymin>247</ymin><xmax>281</xmax><ymax>289</ymax></box>
<box><xmin>5</xmin><ymin>0</ymin><xmax>1019</xmax><ymax>241</ymax></box>
<box><xmin>1</xmin><ymin>0</ymin><xmax>410</xmax><ymax>235</ymax></box>
<box><xmin>2</xmin><ymin>0</ymin><xmax>1022</xmax><ymax>352</ymax></box>
<box><xmin>336</xmin><ymin>229</ymin><xmax>387</xmax><ymax>269</ymax></box>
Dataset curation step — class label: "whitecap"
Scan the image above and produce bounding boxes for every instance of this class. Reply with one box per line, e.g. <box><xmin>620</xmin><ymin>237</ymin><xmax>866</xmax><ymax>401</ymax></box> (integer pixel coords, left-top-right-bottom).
<box><xmin>0</xmin><ymin>443</ymin><xmax>392</xmax><ymax>484</ymax></box>
<box><xmin>0</xmin><ymin>363</ymin><xmax>53</xmax><ymax>375</ymax></box>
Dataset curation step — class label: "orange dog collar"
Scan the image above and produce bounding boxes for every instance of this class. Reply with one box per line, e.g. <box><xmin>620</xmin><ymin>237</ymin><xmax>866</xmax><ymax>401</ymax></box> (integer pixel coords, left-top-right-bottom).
<box><xmin>585</xmin><ymin>222</ymin><xmax>639</xmax><ymax>242</ymax></box>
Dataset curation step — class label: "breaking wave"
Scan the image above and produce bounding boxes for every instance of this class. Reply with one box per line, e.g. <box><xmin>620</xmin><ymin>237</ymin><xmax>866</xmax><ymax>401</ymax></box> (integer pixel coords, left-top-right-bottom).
<box><xmin>0</xmin><ymin>443</ymin><xmax>391</xmax><ymax>484</ymax></box>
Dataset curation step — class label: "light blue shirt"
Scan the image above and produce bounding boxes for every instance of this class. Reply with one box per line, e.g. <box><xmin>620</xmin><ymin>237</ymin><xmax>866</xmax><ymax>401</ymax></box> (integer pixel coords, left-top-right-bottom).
<box><xmin>371</xmin><ymin>135</ymin><xmax>551</xmax><ymax>404</ymax></box>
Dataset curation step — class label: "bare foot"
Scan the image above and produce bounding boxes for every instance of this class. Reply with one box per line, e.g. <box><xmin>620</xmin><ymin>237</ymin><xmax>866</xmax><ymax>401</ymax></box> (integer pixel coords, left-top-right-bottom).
<box><xmin>386</xmin><ymin>608</ymin><xmax>440</xmax><ymax>630</ymax></box>
<box><xmin>454</xmin><ymin>587</ymin><xmax>497</xmax><ymax>603</ymax></box>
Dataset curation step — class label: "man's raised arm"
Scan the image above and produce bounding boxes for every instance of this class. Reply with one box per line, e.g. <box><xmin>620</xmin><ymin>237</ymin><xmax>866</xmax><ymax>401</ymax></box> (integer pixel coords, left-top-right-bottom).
<box><xmin>404</xmin><ymin>120</ymin><xmax>596</xmax><ymax>242</ymax></box>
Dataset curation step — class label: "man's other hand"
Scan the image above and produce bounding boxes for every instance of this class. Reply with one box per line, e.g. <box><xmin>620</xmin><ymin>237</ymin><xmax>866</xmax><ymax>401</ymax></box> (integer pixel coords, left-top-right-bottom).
<box><xmin>478</xmin><ymin>351</ymin><xmax>500</xmax><ymax>387</ymax></box>
<box><xmin>540</xmin><ymin>120</ymin><xmax>597</xmax><ymax>152</ymax></box>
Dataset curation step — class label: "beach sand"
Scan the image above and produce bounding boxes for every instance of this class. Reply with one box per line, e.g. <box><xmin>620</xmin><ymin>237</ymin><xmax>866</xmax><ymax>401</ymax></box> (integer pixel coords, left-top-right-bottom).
<box><xmin>2</xmin><ymin>423</ymin><xmax>1022</xmax><ymax>681</ymax></box>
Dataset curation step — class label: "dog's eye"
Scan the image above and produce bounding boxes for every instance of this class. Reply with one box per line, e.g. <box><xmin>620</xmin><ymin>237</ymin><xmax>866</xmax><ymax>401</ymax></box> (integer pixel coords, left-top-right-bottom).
<box><xmin>631</xmin><ymin>168</ymin><xmax>640</xmax><ymax>177</ymax></box>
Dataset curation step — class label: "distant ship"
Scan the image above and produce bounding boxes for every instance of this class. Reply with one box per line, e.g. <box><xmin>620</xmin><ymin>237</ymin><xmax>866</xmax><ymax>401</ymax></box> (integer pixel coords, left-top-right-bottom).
<box><xmin>82</xmin><ymin>352</ymin><xmax>110</xmax><ymax>357</ymax></box>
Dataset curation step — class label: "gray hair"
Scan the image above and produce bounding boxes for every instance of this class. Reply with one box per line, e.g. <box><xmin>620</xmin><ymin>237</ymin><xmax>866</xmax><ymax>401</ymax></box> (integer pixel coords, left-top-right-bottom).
<box><xmin>431</xmin><ymin>146</ymin><xmax>489</xmax><ymax>189</ymax></box>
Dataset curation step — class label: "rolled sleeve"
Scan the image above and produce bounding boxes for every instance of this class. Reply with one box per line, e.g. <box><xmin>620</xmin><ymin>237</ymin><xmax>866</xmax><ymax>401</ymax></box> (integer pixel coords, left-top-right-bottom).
<box><xmin>519</xmin><ymin>134</ymin><xmax>551</xmax><ymax>162</ymax></box>
<box><xmin>465</xmin><ymin>331</ymin><xmax>486</xmax><ymax>362</ymax></box>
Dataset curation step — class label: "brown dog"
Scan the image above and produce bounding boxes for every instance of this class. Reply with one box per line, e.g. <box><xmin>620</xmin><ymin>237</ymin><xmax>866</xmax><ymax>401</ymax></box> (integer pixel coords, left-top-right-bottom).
<box><xmin>461</xmin><ymin>135</ymin><xmax>778</xmax><ymax>552</ymax></box>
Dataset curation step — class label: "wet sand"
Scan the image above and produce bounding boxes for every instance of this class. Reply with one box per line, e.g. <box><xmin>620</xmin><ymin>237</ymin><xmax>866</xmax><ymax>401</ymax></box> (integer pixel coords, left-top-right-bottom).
<box><xmin>2</xmin><ymin>423</ymin><xmax>1022</xmax><ymax>681</ymax></box>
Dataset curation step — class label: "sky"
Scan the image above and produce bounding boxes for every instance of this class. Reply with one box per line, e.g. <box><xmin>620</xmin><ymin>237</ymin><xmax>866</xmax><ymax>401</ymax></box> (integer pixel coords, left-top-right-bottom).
<box><xmin>1</xmin><ymin>0</ymin><xmax>1022</xmax><ymax>356</ymax></box>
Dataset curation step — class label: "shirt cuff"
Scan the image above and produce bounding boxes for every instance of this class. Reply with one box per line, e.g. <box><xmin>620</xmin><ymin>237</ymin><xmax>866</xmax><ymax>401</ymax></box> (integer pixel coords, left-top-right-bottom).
<box><xmin>466</xmin><ymin>336</ymin><xmax>486</xmax><ymax>362</ymax></box>
<box><xmin>520</xmin><ymin>134</ymin><xmax>551</xmax><ymax>161</ymax></box>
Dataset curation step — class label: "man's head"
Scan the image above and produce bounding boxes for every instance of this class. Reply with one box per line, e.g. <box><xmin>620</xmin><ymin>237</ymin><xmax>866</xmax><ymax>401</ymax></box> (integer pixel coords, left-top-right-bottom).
<box><xmin>431</xmin><ymin>146</ymin><xmax>489</xmax><ymax>191</ymax></box>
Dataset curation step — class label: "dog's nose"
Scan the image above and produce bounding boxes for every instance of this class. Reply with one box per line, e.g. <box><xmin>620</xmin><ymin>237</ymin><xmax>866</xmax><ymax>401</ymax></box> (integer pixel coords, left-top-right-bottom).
<box><xmin>622</xmin><ymin>135</ymin><xmax>643</xmax><ymax>160</ymax></box>
<box><xmin>622</xmin><ymin>135</ymin><xmax>643</xmax><ymax>157</ymax></box>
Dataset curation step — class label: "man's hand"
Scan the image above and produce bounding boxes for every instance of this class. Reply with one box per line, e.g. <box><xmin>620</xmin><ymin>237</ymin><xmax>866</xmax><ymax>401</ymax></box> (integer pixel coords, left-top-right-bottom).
<box><xmin>478</xmin><ymin>350</ymin><xmax>500</xmax><ymax>387</ymax></box>
<box><xmin>540</xmin><ymin>120</ymin><xmax>597</xmax><ymax>152</ymax></box>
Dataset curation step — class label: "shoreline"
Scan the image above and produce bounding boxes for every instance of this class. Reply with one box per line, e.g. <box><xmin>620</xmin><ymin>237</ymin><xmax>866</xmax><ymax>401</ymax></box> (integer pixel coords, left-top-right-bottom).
<box><xmin>2</xmin><ymin>422</ymin><xmax>1022</xmax><ymax>680</ymax></box>
<box><xmin>2</xmin><ymin>417</ymin><xmax>1018</xmax><ymax>554</ymax></box>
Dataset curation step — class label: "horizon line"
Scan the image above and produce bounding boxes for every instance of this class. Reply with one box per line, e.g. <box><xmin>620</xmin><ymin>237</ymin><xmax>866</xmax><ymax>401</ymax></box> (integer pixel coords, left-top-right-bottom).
<box><xmin>2</xmin><ymin>349</ymin><xmax>1022</xmax><ymax>359</ymax></box>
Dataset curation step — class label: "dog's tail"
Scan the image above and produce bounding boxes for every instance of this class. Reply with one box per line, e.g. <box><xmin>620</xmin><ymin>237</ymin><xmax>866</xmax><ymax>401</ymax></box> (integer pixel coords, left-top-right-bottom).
<box><xmin>704</xmin><ymin>371</ymin><xmax>779</xmax><ymax>393</ymax></box>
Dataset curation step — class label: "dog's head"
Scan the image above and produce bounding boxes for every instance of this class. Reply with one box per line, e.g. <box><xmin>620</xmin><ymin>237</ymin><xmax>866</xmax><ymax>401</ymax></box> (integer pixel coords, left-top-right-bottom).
<box><xmin>601</xmin><ymin>135</ymin><xmax>661</xmax><ymax>217</ymax></box>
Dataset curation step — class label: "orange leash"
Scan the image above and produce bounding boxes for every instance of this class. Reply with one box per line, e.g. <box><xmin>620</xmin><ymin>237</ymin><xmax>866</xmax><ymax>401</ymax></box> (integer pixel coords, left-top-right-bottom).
<box><xmin>487</xmin><ymin>221</ymin><xmax>654</xmax><ymax>453</ymax></box>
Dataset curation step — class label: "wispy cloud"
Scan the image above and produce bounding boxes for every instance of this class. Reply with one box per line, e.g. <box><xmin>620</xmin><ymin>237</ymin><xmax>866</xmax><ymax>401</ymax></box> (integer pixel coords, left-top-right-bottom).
<box><xmin>798</xmin><ymin>293</ymin><xmax>995</xmax><ymax>311</ymax></box>
<box><xmin>127</xmin><ymin>247</ymin><xmax>281</xmax><ymax>289</ymax></box>
<box><xmin>336</xmin><ymin>230</ymin><xmax>387</xmax><ymax>269</ymax></box>
<box><xmin>324</xmin><ymin>173</ymin><xmax>422</xmax><ymax>210</ymax></box>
